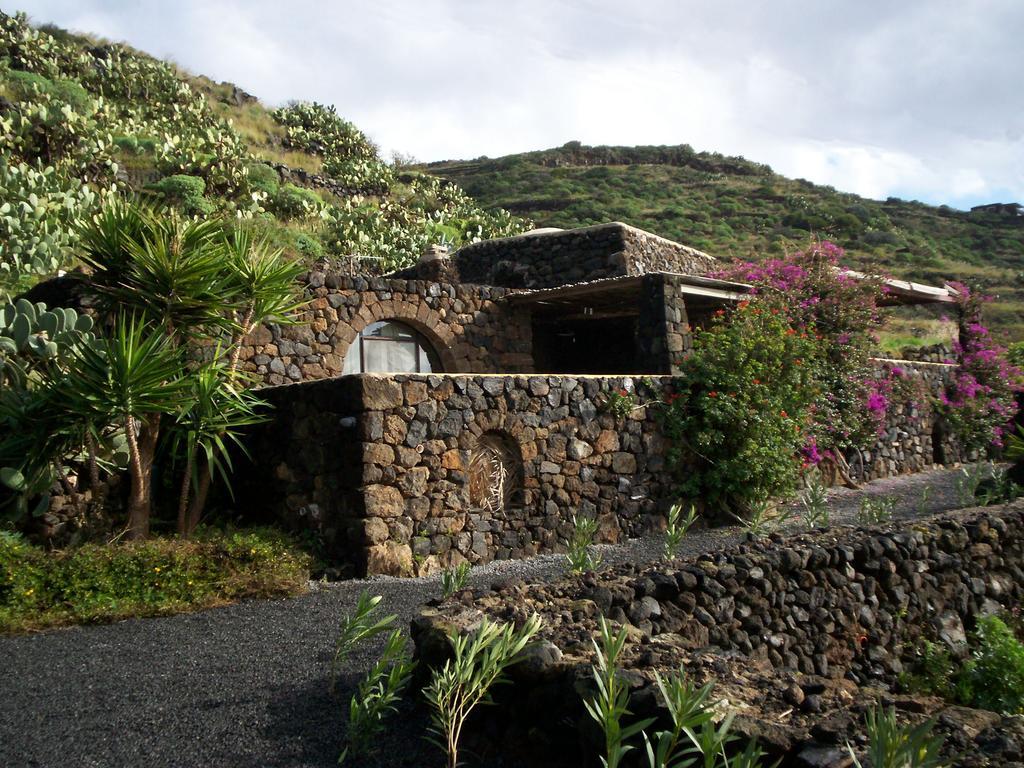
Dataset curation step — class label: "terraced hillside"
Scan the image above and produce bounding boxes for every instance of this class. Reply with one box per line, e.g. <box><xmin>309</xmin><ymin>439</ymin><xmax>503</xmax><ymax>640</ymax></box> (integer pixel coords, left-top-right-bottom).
<box><xmin>424</xmin><ymin>143</ymin><xmax>1024</xmax><ymax>342</ymax></box>
<box><xmin>0</xmin><ymin>11</ymin><xmax>527</xmax><ymax>296</ymax></box>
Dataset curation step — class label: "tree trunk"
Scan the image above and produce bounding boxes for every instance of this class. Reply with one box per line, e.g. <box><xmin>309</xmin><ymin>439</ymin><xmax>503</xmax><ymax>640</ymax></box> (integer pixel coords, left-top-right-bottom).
<box><xmin>85</xmin><ymin>431</ymin><xmax>101</xmax><ymax>497</ymax></box>
<box><xmin>229</xmin><ymin>307</ymin><xmax>255</xmax><ymax>376</ymax></box>
<box><xmin>124</xmin><ymin>414</ymin><xmax>160</xmax><ymax>540</ymax></box>
<box><xmin>185</xmin><ymin>464</ymin><xmax>211</xmax><ymax>536</ymax></box>
<box><xmin>175</xmin><ymin>451</ymin><xmax>194</xmax><ymax>537</ymax></box>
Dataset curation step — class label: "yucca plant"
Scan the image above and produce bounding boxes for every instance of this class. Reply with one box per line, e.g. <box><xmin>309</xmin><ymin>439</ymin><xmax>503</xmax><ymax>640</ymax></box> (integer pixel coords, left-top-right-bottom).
<box><xmin>76</xmin><ymin>200</ymin><xmax>237</xmax><ymax>342</ymax></box>
<box><xmin>57</xmin><ymin>314</ymin><xmax>191</xmax><ymax>538</ymax></box>
<box><xmin>221</xmin><ymin>229</ymin><xmax>306</xmax><ymax>373</ymax></box>
<box><xmin>167</xmin><ymin>359</ymin><xmax>268</xmax><ymax>535</ymax></box>
<box><xmin>424</xmin><ymin>614</ymin><xmax>542</xmax><ymax>768</ymax></box>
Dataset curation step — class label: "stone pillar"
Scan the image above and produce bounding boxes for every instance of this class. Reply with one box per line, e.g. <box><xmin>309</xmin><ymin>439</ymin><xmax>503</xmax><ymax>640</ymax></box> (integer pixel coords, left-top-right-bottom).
<box><xmin>637</xmin><ymin>274</ymin><xmax>690</xmax><ymax>374</ymax></box>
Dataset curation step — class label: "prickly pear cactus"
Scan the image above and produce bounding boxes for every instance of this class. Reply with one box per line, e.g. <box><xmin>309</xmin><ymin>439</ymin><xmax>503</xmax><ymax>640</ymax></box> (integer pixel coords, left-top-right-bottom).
<box><xmin>0</xmin><ymin>297</ymin><xmax>94</xmax><ymax>389</ymax></box>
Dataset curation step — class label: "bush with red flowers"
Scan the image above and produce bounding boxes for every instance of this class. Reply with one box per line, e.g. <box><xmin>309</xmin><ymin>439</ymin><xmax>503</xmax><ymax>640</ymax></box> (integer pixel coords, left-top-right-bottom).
<box><xmin>661</xmin><ymin>297</ymin><xmax>817</xmax><ymax>514</ymax></box>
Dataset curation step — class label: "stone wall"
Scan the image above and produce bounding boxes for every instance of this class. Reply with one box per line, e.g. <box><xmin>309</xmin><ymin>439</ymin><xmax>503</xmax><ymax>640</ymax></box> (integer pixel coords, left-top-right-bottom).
<box><xmin>846</xmin><ymin>361</ymin><xmax>957</xmax><ymax>481</ymax></box>
<box><xmin>394</xmin><ymin>222</ymin><xmax>717</xmax><ymax>288</ymax></box>
<box><xmin>241</xmin><ymin>365</ymin><xmax>962</xmax><ymax>576</ymax></box>
<box><xmin>270</xmin><ymin>161</ymin><xmax>389</xmax><ymax>197</ymax></box>
<box><xmin>240</xmin><ymin>374</ymin><xmax>673</xmax><ymax>575</ymax></box>
<box><xmin>412</xmin><ymin>504</ymin><xmax>1024</xmax><ymax>765</ymax></box>
<box><xmin>236</xmin><ymin>271</ymin><xmax>533</xmax><ymax>386</ymax></box>
<box><xmin>236</xmin><ymin>376</ymin><xmax>366</xmax><ymax>571</ymax></box>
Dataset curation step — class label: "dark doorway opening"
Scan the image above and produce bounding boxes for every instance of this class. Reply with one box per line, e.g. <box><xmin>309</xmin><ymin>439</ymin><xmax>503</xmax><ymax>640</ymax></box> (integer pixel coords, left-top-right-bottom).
<box><xmin>932</xmin><ymin>419</ymin><xmax>947</xmax><ymax>465</ymax></box>
<box><xmin>532</xmin><ymin>316</ymin><xmax>638</xmax><ymax>374</ymax></box>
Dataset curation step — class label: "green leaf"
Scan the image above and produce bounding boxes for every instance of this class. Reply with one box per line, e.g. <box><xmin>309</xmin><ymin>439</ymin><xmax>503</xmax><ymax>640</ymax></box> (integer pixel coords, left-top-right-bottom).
<box><xmin>0</xmin><ymin>467</ymin><xmax>26</xmax><ymax>491</ymax></box>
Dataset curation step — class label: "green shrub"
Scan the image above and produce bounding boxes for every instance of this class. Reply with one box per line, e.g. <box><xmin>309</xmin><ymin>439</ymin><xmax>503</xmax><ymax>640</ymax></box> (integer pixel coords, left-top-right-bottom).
<box><xmin>440</xmin><ymin>561</ymin><xmax>471</xmax><ymax>598</ymax></box>
<box><xmin>566</xmin><ymin>513</ymin><xmax>602</xmax><ymax>574</ymax></box>
<box><xmin>424</xmin><ymin>614</ymin><xmax>542</xmax><ymax>768</ymax></box>
<box><xmin>0</xmin><ymin>527</ymin><xmax>309</xmax><ymax>632</ymax></box>
<box><xmin>900</xmin><ymin>640</ymin><xmax>957</xmax><ymax>700</ymax></box>
<box><xmin>147</xmin><ymin>174</ymin><xmax>215</xmax><ymax>216</ymax></box>
<box><xmin>269</xmin><ymin>183</ymin><xmax>323</xmax><ymax>219</ymax></box>
<box><xmin>340</xmin><ymin>628</ymin><xmax>415</xmax><ymax>764</ymax></box>
<box><xmin>245</xmin><ymin>162</ymin><xmax>279</xmax><ymax>196</ymax></box>
<box><xmin>293</xmin><ymin>232</ymin><xmax>324</xmax><ymax>260</ymax></box>
<box><xmin>849</xmin><ymin>706</ymin><xmax>947</xmax><ymax>768</ymax></box>
<box><xmin>661</xmin><ymin>298</ymin><xmax>817</xmax><ymax>515</ymax></box>
<box><xmin>959</xmin><ymin>616</ymin><xmax>1024</xmax><ymax>714</ymax></box>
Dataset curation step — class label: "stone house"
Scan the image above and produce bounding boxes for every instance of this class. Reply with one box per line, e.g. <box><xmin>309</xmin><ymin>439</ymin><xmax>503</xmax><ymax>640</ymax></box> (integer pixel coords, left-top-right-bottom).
<box><xmin>236</xmin><ymin>222</ymin><xmax>959</xmax><ymax>576</ymax></box>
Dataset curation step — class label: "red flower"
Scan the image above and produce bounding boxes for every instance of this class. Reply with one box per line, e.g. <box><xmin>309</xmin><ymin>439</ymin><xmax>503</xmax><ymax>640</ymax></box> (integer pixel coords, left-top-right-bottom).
<box><xmin>708</xmin><ymin>391</ymin><xmax>718</xmax><ymax>398</ymax></box>
<box><xmin>780</xmin><ymin>410</ymin><xmax>788</xmax><ymax>418</ymax></box>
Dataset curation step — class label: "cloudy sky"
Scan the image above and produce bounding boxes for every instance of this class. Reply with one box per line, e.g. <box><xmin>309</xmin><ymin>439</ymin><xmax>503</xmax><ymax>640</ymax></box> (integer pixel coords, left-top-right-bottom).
<box><xmin>13</xmin><ymin>0</ymin><xmax>1024</xmax><ymax>209</ymax></box>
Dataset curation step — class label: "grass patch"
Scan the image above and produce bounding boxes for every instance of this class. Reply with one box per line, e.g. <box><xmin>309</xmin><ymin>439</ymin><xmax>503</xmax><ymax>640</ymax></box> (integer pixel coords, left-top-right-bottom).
<box><xmin>0</xmin><ymin>527</ymin><xmax>310</xmax><ymax>633</ymax></box>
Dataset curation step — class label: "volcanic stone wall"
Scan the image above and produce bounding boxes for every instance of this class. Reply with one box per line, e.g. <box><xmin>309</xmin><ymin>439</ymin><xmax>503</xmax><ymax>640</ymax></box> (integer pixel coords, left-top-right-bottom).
<box><xmin>236</xmin><ymin>271</ymin><xmax>533</xmax><ymax>386</ymax></box>
<box><xmin>411</xmin><ymin>504</ymin><xmax>1024</xmax><ymax>765</ymax></box>
<box><xmin>848</xmin><ymin>361</ymin><xmax>958</xmax><ymax>481</ymax></box>
<box><xmin>240</xmin><ymin>364</ymin><xmax>961</xmax><ymax>575</ymax></box>
<box><xmin>395</xmin><ymin>222</ymin><xmax>718</xmax><ymax>288</ymax></box>
<box><xmin>241</xmin><ymin>374</ymin><xmax>673</xmax><ymax>576</ymax></box>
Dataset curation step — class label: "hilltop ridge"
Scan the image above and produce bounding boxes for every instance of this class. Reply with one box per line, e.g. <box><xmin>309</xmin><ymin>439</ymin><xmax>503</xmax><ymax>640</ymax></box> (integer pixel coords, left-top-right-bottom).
<box><xmin>424</xmin><ymin>142</ymin><xmax>1024</xmax><ymax>340</ymax></box>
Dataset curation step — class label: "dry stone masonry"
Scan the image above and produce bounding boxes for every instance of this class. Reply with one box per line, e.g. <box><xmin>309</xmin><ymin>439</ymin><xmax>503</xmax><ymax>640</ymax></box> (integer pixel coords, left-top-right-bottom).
<box><xmin>236</xmin><ymin>273</ymin><xmax>532</xmax><ymax>386</ymax></box>
<box><xmin>411</xmin><ymin>504</ymin><xmax>1024</xmax><ymax>766</ymax></box>
<box><xmin>226</xmin><ymin>222</ymin><xmax>968</xmax><ymax>576</ymax></box>
<box><xmin>243</xmin><ymin>364</ymin><xmax>962</xmax><ymax>576</ymax></box>
<box><xmin>394</xmin><ymin>222</ymin><xmax>718</xmax><ymax>288</ymax></box>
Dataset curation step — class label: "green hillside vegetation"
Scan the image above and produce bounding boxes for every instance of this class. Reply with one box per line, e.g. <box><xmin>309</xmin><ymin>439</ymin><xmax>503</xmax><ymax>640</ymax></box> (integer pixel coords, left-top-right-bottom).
<box><xmin>423</xmin><ymin>142</ymin><xmax>1024</xmax><ymax>342</ymax></box>
<box><xmin>0</xmin><ymin>11</ymin><xmax>527</xmax><ymax>296</ymax></box>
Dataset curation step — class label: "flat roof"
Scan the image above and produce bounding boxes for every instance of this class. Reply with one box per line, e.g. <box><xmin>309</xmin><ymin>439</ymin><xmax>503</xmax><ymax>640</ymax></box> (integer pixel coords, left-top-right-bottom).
<box><xmin>505</xmin><ymin>273</ymin><xmax>751</xmax><ymax>307</ymax></box>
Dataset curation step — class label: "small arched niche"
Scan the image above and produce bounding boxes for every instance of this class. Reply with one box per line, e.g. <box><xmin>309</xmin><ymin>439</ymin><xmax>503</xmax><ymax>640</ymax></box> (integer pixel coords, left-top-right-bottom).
<box><xmin>467</xmin><ymin>431</ymin><xmax>523</xmax><ymax>516</ymax></box>
<box><xmin>342</xmin><ymin>319</ymin><xmax>443</xmax><ymax>374</ymax></box>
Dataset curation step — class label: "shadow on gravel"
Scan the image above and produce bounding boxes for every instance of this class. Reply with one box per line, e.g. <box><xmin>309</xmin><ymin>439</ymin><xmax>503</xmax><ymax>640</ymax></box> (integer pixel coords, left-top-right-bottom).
<box><xmin>259</xmin><ymin>677</ymin><xmax>342</xmax><ymax>768</ymax></box>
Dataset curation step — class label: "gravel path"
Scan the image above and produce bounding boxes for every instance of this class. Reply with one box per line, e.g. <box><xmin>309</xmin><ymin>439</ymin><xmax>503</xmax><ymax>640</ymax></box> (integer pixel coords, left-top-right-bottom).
<box><xmin>0</xmin><ymin>466</ymin><xmax>977</xmax><ymax>768</ymax></box>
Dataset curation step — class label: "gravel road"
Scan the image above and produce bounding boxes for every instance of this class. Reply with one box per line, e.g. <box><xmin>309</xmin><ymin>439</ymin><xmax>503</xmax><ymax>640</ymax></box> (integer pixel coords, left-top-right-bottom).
<box><xmin>0</xmin><ymin>467</ymin><xmax>976</xmax><ymax>768</ymax></box>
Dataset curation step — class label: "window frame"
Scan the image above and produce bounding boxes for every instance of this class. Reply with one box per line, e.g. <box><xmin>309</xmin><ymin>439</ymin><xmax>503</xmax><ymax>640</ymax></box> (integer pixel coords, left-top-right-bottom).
<box><xmin>343</xmin><ymin>320</ymin><xmax>442</xmax><ymax>374</ymax></box>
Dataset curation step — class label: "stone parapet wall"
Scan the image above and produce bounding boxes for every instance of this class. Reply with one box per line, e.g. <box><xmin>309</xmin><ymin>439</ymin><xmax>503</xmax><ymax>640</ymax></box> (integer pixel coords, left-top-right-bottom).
<box><xmin>237</xmin><ymin>272</ymin><xmax>532</xmax><ymax>386</ymax></box>
<box><xmin>892</xmin><ymin>344</ymin><xmax>955</xmax><ymax>364</ymax></box>
<box><xmin>394</xmin><ymin>222</ymin><xmax>717</xmax><ymax>288</ymax></box>
<box><xmin>411</xmin><ymin>504</ymin><xmax>1024</xmax><ymax>765</ymax></box>
<box><xmin>354</xmin><ymin>374</ymin><xmax>672</xmax><ymax>575</ymax></box>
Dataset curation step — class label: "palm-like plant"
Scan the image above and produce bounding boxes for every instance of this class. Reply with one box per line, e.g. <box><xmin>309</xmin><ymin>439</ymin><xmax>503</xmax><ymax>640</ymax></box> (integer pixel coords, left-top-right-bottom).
<box><xmin>58</xmin><ymin>314</ymin><xmax>191</xmax><ymax>539</ymax></box>
<box><xmin>77</xmin><ymin>201</ymin><xmax>237</xmax><ymax>343</ymax></box>
<box><xmin>168</xmin><ymin>359</ymin><xmax>268</xmax><ymax>535</ymax></box>
<box><xmin>221</xmin><ymin>230</ymin><xmax>306</xmax><ymax>372</ymax></box>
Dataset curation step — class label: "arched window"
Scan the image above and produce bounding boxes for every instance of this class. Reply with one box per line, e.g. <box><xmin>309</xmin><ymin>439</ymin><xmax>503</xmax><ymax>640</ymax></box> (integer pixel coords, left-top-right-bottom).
<box><xmin>342</xmin><ymin>320</ymin><xmax>442</xmax><ymax>374</ymax></box>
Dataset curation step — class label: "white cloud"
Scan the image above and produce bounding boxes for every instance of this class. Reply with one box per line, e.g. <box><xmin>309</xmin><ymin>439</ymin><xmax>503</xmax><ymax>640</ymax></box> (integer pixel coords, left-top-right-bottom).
<box><xmin>12</xmin><ymin>0</ymin><xmax>1024</xmax><ymax>208</ymax></box>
